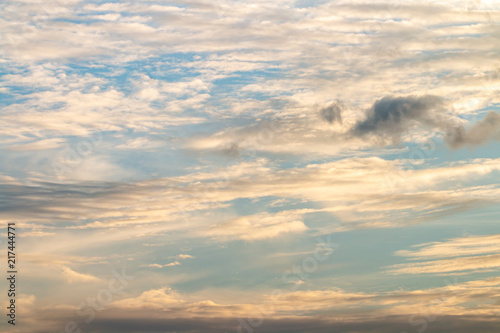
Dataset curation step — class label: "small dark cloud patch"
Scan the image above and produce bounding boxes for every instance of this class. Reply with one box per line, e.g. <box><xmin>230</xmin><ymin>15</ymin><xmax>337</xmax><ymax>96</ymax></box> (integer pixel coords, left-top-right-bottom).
<box><xmin>222</xmin><ymin>142</ymin><xmax>240</xmax><ymax>157</ymax></box>
<box><xmin>320</xmin><ymin>101</ymin><xmax>343</xmax><ymax>124</ymax></box>
<box><xmin>351</xmin><ymin>95</ymin><xmax>444</xmax><ymax>142</ymax></box>
<box><xmin>447</xmin><ymin>111</ymin><xmax>500</xmax><ymax>148</ymax></box>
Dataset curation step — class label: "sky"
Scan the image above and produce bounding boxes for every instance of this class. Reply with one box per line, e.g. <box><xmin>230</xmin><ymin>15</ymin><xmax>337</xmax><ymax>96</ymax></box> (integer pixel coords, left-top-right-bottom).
<box><xmin>0</xmin><ymin>0</ymin><xmax>500</xmax><ymax>332</ymax></box>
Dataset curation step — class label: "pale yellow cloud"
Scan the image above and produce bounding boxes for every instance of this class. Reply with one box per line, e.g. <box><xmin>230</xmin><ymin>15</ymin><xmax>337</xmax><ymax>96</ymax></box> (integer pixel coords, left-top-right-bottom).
<box><xmin>8</xmin><ymin>138</ymin><xmax>66</xmax><ymax>151</ymax></box>
<box><xmin>205</xmin><ymin>211</ymin><xmax>308</xmax><ymax>241</ymax></box>
<box><xmin>60</xmin><ymin>266</ymin><xmax>101</xmax><ymax>283</ymax></box>
<box><xmin>396</xmin><ymin>234</ymin><xmax>500</xmax><ymax>260</ymax></box>
<box><xmin>386</xmin><ymin>253</ymin><xmax>500</xmax><ymax>275</ymax></box>
<box><xmin>110</xmin><ymin>287</ymin><xmax>185</xmax><ymax>309</ymax></box>
<box><xmin>94</xmin><ymin>276</ymin><xmax>500</xmax><ymax>322</ymax></box>
<box><xmin>177</xmin><ymin>254</ymin><xmax>194</xmax><ymax>259</ymax></box>
<box><xmin>144</xmin><ymin>261</ymin><xmax>181</xmax><ymax>268</ymax></box>
<box><xmin>387</xmin><ymin>234</ymin><xmax>500</xmax><ymax>275</ymax></box>
<box><xmin>6</xmin><ymin>156</ymin><xmax>500</xmax><ymax>254</ymax></box>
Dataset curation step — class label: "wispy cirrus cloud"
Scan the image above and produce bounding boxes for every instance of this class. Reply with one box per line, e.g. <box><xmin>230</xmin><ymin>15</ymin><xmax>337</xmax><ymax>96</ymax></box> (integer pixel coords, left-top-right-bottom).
<box><xmin>386</xmin><ymin>253</ymin><xmax>500</xmax><ymax>275</ymax></box>
<box><xmin>396</xmin><ymin>234</ymin><xmax>500</xmax><ymax>260</ymax></box>
<box><xmin>387</xmin><ymin>234</ymin><xmax>500</xmax><ymax>275</ymax></box>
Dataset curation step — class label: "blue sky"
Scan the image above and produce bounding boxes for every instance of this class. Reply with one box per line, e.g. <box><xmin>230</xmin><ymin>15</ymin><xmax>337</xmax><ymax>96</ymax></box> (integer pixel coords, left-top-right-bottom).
<box><xmin>1</xmin><ymin>0</ymin><xmax>500</xmax><ymax>332</ymax></box>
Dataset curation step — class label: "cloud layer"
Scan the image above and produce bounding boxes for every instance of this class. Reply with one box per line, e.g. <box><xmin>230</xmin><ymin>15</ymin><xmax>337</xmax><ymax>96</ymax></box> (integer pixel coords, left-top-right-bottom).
<box><xmin>2</xmin><ymin>1</ymin><xmax>500</xmax><ymax>332</ymax></box>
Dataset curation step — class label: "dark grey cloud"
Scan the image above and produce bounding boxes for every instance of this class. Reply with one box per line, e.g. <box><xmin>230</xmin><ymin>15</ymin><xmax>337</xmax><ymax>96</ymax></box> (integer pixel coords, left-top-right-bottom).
<box><xmin>447</xmin><ymin>111</ymin><xmax>500</xmax><ymax>149</ymax></box>
<box><xmin>320</xmin><ymin>101</ymin><xmax>343</xmax><ymax>124</ymax></box>
<box><xmin>351</xmin><ymin>95</ymin><xmax>445</xmax><ymax>142</ymax></box>
<box><xmin>351</xmin><ymin>95</ymin><xmax>500</xmax><ymax>149</ymax></box>
<box><xmin>0</xmin><ymin>180</ymin><xmax>165</xmax><ymax>223</ymax></box>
